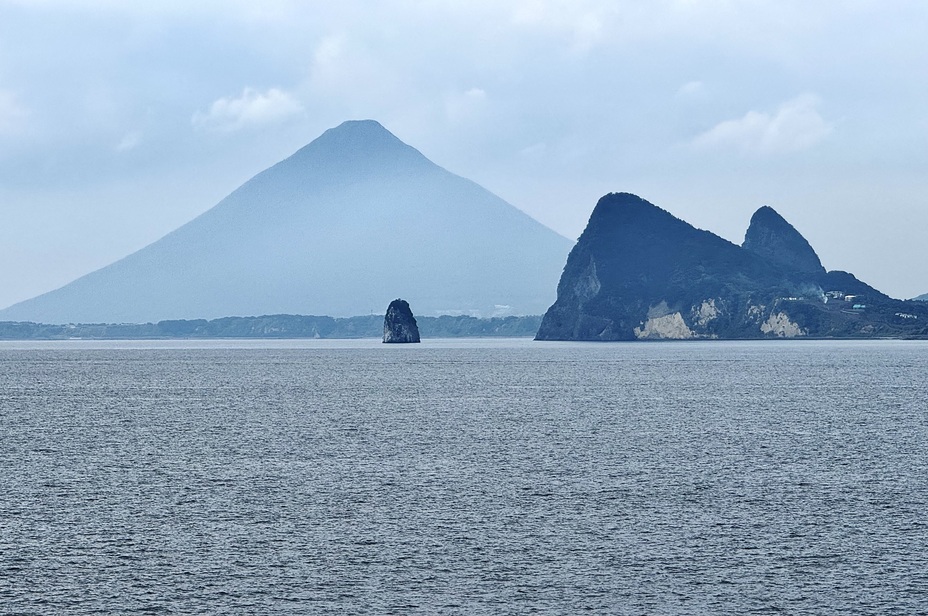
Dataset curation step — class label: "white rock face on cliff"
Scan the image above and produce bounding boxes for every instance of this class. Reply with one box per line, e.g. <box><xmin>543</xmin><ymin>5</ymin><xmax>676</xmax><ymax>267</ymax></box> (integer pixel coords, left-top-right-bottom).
<box><xmin>760</xmin><ymin>312</ymin><xmax>806</xmax><ymax>337</ymax></box>
<box><xmin>634</xmin><ymin>312</ymin><xmax>695</xmax><ymax>340</ymax></box>
<box><xmin>693</xmin><ymin>299</ymin><xmax>720</xmax><ymax>327</ymax></box>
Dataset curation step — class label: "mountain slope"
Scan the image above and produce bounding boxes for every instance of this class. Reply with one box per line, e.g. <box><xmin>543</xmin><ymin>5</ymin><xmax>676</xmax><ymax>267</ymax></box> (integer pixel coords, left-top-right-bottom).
<box><xmin>1</xmin><ymin>120</ymin><xmax>573</xmax><ymax>323</ymax></box>
<box><xmin>743</xmin><ymin>205</ymin><xmax>825</xmax><ymax>275</ymax></box>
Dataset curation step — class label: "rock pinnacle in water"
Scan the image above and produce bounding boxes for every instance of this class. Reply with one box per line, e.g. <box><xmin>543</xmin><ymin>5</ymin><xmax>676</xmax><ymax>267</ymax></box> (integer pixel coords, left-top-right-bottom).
<box><xmin>383</xmin><ymin>299</ymin><xmax>420</xmax><ymax>343</ymax></box>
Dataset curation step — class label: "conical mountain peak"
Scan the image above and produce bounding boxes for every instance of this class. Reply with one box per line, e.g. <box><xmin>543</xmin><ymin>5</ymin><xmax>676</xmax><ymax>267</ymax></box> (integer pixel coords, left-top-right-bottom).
<box><xmin>743</xmin><ymin>205</ymin><xmax>825</xmax><ymax>275</ymax></box>
<box><xmin>277</xmin><ymin>119</ymin><xmax>432</xmax><ymax>179</ymax></box>
<box><xmin>0</xmin><ymin>120</ymin><xmax>572</xmax><ymax>323</ymax></box>
<box><xmin>313</xmin><ymin>119</ymin><xmax>406</xmax><ymax>151</ymax></box>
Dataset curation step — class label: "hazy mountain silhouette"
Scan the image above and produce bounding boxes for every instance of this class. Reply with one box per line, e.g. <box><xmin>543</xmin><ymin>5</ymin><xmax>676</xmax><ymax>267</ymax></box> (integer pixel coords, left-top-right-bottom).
<box><xmin>1</xmin><ymin>120</ymin><xmax>573</xmax><ymax>323</ymax></box>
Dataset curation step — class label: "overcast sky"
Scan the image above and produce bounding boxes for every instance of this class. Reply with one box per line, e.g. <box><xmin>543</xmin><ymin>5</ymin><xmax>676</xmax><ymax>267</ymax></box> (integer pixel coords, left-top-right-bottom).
<box><xmin>2</xmin><ymin>0</ymin><xmax>927</xmax><ymax>309</ymax></box>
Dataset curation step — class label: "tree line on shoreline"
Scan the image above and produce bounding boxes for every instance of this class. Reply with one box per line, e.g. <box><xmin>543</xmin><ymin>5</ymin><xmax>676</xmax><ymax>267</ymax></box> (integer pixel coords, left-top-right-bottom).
<box><xmin>0</xmin><ymin>313</ymin><xmax>543</xmax><ymax>340</ymax></box>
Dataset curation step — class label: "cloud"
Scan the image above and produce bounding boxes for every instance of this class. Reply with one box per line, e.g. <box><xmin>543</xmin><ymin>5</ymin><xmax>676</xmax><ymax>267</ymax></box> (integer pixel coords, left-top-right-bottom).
<box><xmin>305</xmin><ymin>33</ymin><xmax>396</xmax><ymax>111</ymax></box>
<box><xmin>115</xmin><ymin>130</ymin><xmax>142</xmax><ymax>152</ymax></box>
<box><xmin>0</xmin><ymin>90</ymin><xmax>29</xmax><ymax>134</ymax></box>
<box><xmin>444</xmin><ymin>88</ymin><xmax>488</xmax><ymax>123</ymax></box>
<box><xmin>676</xmin><ymin>80</ymin><xmax>705</xmax><ymax>99</ymax></box>
<box><xmin>192</xmin><ymin>87</ymin><xmax>303</xmax><ymax>132</ymax></box>
<box><xmin>313</xmin><ymin>33</ymin><xmax>345</xmax><ymax>69</ymax></box>
<box><xmin>492</xmin><ymin>304</ymin><xmax>514</xmax><ymax>317</ymax></box>
<box><xmin>509</xmin><ymin>0</ymin><xmax>613</xmax><ymax>53</ymax></box>
<box><xmin>520</xmin><ymin>142</ymin><xmax>547</xmax><ymax>158</ymax></box>
<box><xmin>692</xmin><ymin>94</ymin><xmax>833</xmax><ymax>155</ymax></box>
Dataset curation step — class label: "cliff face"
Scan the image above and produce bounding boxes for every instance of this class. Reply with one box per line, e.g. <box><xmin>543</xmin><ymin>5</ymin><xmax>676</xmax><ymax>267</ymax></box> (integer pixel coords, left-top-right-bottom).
<box><xmin>536</xmin><ymin>193</ymin><xmax>928</xmax><ymax>341</ymax></box>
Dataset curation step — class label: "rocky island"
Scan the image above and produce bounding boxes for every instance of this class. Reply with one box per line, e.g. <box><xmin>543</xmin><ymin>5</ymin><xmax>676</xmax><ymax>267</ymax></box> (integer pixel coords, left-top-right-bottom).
<box><xmin>536</xmin><ymin>193</ymin><xmax>928</xmax><ymax>341</ymax></box>
<box><xmin>383</xmin><ymin>299</ymin><xmax>421</xmax><ymax>343</ymax></box>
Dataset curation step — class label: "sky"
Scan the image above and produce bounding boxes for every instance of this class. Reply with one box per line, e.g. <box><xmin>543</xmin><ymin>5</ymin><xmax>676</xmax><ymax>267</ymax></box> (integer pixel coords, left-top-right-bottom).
<box><xmin>2</xmin><ymin>0</ymin><xmax>927</xmax><ymax>309</ymax></box>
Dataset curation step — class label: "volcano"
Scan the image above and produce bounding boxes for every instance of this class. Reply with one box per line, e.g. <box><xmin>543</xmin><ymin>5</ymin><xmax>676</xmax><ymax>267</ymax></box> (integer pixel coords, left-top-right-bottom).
<box><xmin>1</xmin><ymin>120</ymin><xmax>573</xmax><ymax>324</ymax></box>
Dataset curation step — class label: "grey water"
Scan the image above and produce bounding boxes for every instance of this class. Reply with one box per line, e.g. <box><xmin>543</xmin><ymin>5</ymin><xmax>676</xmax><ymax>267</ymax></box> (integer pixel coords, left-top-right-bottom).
<box><xmin>1</xmin><ymin>338</ymin><xmax>927</xmax><ymax>615</ymax></box>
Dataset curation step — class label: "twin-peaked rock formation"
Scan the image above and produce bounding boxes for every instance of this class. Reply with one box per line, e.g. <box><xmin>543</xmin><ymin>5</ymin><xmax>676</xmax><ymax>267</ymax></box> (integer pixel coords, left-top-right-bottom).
<box><xmin>537</xmin><ymin>193</ymin><xmax>927</xmax><ymax>340</ymax></box>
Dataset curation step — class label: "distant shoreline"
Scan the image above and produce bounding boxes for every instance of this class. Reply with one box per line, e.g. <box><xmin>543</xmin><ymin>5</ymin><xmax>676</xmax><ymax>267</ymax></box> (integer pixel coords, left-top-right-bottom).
<box><xmin>4</xmin><ymin>312</ymin><xmax>926</xmax><ymax>341</ymax></box>
<box><xmin>0</xmin><ymin>314</ymin><xmax>543</xmax><ymax>341</ymax></box>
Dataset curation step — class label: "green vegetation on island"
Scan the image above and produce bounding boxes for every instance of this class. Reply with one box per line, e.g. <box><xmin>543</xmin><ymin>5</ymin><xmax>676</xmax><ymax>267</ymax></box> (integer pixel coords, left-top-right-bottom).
<box><xmin>536</xmin><ymin>193</ymin><xmax>928</xmax><ymax>341</ymax></box>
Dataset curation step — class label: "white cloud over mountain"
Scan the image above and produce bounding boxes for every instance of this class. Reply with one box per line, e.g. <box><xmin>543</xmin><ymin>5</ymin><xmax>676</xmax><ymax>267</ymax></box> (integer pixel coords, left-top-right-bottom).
<box><xmin>192</xmin><ymin>88</ymin><xmax>303</xmax><ymax>132</ymax></box>
<box><xmin>692</xmin><ymin>94</ymin><xmax>833</xmax><ymax>155</ymax></box>
<box><xmin>0</xmin><ymin>90</ymin><xmax>28</xmax><ymax>135</ymax></box>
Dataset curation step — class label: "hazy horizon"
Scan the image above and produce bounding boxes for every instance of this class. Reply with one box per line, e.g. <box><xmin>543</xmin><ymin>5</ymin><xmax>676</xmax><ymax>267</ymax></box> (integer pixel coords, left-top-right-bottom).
<box><xmin>2</xmin><ymin>1</ymin><xmax>927</xmax><ymax>309</ymax></box>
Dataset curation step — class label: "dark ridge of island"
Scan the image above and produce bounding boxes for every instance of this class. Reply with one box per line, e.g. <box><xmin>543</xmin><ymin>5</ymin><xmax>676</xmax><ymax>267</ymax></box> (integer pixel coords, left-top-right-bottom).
<box><xmin>0</xmin><ymin>314</ymin><xmax>543</xmax><ymax>340</ymax></box>
<box><xmin>536</xmin><ymin>192</ymin><xmax>928</xmax><ymax>341</ymax></box>
<box><xmin>383</xmin><ymin>299</ymin><xmax>420</xmax><ymax>343</ymax></box>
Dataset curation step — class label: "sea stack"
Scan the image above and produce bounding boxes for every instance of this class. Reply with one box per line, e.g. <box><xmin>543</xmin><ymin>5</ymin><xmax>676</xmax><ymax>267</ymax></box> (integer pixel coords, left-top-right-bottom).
<box><xmin>383</xmin><ymin>299</ymin><xmax>420</xmax><ymax>343</ymax></box>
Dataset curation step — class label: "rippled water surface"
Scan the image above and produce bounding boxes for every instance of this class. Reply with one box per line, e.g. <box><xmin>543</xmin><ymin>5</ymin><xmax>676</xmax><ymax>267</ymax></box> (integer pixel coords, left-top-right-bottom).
<box><xmin>2</xmin><ymin>338</ymin><xmax>927</xmax><ymax>614</ymax></box>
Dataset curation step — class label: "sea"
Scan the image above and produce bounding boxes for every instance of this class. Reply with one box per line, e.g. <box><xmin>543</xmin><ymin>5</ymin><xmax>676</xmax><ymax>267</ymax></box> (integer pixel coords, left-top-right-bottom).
<box><xmin>1</xmin><ymin>338</ymin><xmax>926</xmax><ymax>615</ymax></box>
